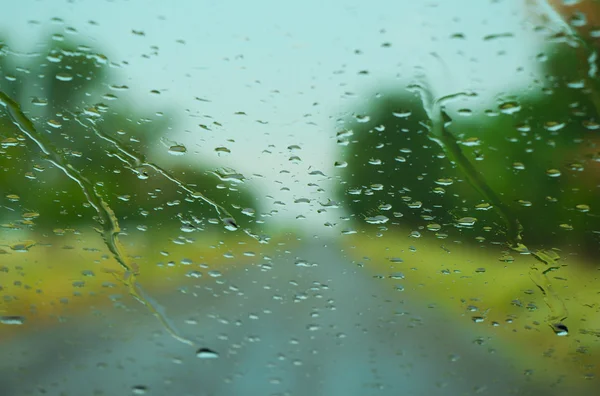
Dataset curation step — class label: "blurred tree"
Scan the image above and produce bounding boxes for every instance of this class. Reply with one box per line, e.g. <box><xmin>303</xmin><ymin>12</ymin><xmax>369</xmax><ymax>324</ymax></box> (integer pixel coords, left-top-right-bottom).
<box><xmin>545</xmin><ymin>0</ymin><xmax>600</xmax><ymax>42</ymax></box>
<box><xmin>0</xmin><ymin>34</ymin><xmax>259</xmax><ymax>239</ymax></box>
<box><xmin>339</xmin><ymin>25</ymin><xmax>600</xmax><ymax>258</ymax></box>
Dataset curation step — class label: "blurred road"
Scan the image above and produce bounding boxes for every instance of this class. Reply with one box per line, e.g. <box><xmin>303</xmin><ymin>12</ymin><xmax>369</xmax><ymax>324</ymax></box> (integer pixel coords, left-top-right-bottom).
<box><xmin>0</xmin><ymin>240</ymin><xmax>579</xmax><ymax>396</ymax></box>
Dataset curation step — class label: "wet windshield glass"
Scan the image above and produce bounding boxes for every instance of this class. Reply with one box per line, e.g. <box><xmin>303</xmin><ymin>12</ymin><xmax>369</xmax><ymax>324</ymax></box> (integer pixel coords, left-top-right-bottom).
<box><xmin>1</xmin><ymin>1</ymin><xmax>599</xmax><ymax>395</ymax></box>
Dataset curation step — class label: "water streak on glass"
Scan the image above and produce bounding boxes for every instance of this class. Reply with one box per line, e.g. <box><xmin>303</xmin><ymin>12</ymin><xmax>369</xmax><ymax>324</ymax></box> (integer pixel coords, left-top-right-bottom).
<box><xmin>0</xmin><ymin>91</ymin><xmax>193</xmax><ymax>345</ymax></box>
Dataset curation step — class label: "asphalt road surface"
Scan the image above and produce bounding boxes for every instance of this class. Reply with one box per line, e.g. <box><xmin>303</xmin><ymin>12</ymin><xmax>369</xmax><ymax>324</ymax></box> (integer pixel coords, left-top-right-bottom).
<box><xmin>0</xmin><ymin>240</ymin><xmax>583</xmax><ymax>396</ymax></box>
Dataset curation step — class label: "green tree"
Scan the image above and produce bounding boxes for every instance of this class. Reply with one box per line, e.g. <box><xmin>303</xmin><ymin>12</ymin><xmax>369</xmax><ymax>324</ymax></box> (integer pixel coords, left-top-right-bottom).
<box><xmin>339</xmin><ymin>38</ymin><xmax>600</xmax><ymax>259</ymax></box>
<box><xmin>0</xmin><ymin>34</ymin><xmax>259</xmax><ymax>238</ymax></box>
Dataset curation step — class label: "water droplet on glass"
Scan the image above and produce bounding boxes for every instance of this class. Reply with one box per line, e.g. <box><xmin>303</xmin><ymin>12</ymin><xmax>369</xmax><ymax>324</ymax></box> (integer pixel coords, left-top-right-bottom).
<box><xmin>544</xmin><ymin>121</ymin><xmax>565</xmax><ymax>132</ymax></box>
<box><xmin>186</xmin><ymin>270</ymin><xmax>203</xmax><ymax>278</ymax></box>
<box><xmin>460</xmin><ymin>137</ymin><xmax>480</xmax><ymax>147</ymax></box>
<box><xmin>407</xmin><ymin>201</ymin><xmax>422</xmax><ymax>209</ymax></box>
<box><xmin>435</xmin><ymin>178</ymin><xmax>453</xmax><ymax>186</ymax></box>
<box><xmin>0</xmin><ymin>316</ymin><xmax>25</xmax><ymax>325</ymax></box>
<box><xmin>457</xmin><ymin>217</ymin><xmax>477</xmax><ymax>227</ymax></box>
<box><xmin>55</xmin><ymin>73</ymin><xmax>73</xmax><ymax>81</ymax></box>
<box><xmin>1</xmin><ymin>138</ymin><xmax>19</xmax><ymax>148</ymax></box>
<box><xmin>210</xmin><ymin>169</ymin><xmax>245</xmax><ymax>184</ymax></box>
<box><xmin>499</xmin><ymin>101</ymin><xmax>521</xmax><ymax>114</ymax></box>
<box><xmin>354</xmin><ymin>114</ymin><xmax>370</xmax><ymax>123</ymax></box>
<box><xmin>31</xmin><ymin>97</ymin><xmax>48</xmax><ymax>106</ymax></box>
<box><xmin>168</xmin><ymin>145</ymin><xmax>187</xmax><ymax>156</ymax></box>
<box><xmin>223</xmin><ymin>218</ymin><xmax>238</xmax><ymax>231</ymax></box>
<box><xmin>131</xmin><ymin>385</ymin><xmax>149</xmax><ymax>395</ymax></box>
<box><xmin>196</xmin><ymin>348</ymin><xmax>219</xmax><ymax>359</ymax></box>
<box><xmin>583</xmin><ymin>120</ymin><xmax>600</xmax><ymax>130</ymax></box>
<box><xmin>241</xmin><ymin>208</ymin><xmax>255</xmax><ymax>217</ymax></box>
<box><xmin>365</xmin><ymin>215</ymin><xmax>388</xmax><ymax>224</ymax></box>
<box><xmin>295</xmin><ymin>259</ymin><xmax>312</xmax><ymax>267</ymax></box>
<box><xmin>392</xmin><ymin>109</ymin><xmax>412</xmax><ymax>118</ymax></box>
<box><xmin>47</xmin><ymin>119</ymin><xmax>62</xmax><ymax>129</ymax></box>
<box><xmin>215</xmin><ymin>146</ymin><xmax>231</xmax><ymax>154</ymax></box>
<box><xmin>427</xmin><ymin>223</ymin><xmax>442</xmax><ymax>231</ymax></box>
<box><xmin>552</xmin><ymin>323</ymin><xmax>568</xmax><ymax>336</ymax></box>
<box><xmin>9</xmin><ymin>241</ymin><xmax>35</xmax><ymax>252</ymax></box>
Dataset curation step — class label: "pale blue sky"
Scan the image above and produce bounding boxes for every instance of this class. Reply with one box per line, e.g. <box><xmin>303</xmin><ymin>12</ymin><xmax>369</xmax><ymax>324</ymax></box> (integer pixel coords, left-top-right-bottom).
<box><xmin>1</xmin><ymin>0</ymin><xmax>557</xmax><ymax>231</ymax></box>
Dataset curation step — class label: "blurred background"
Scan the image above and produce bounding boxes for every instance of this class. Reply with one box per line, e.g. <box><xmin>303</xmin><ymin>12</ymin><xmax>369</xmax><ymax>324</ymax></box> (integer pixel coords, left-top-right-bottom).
<box><xmin>1</xmin><ymin>0</ymin><xmax>599</xmax><ymax>395</ymax></box>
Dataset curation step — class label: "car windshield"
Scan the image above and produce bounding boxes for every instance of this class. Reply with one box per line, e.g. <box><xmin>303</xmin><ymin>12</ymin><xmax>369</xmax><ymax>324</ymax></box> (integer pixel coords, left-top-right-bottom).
<box><xmin>1</xmin><ymin>1</ymin><xmax>599</xmax><ymax>395</ymax></box>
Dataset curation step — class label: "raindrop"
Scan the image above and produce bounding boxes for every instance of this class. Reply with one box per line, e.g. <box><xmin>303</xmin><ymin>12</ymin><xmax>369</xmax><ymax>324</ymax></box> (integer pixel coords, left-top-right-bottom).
<box><xmin>460</xmin><ymin>137</ymin><xmax>480</xmax><ymax>147</ymax></box>
<box><xmin>427</xmin><ymin>223</ymin><xmax>441</xmax><ymax>231</ymax></box>
<box><xmin>55</xmin><ymin>73</ymin><xmax>73</xmax><ymax>81</ymax></box>
<box><xmin>1</xmin><ymin>138</ymin><xmax>19</xmax><ymax>147</ymax></box>
<box><xmin>499</xmin><ymin>101</ymin><xmax>521</xmax><ymax>114</ymax></box>
<box><xmin>582</xmin><ymin>120</ymin><xmax>600</xmax><ymax>130</ymax></box>
<box><xmin>551</xmin><ymin>323</ymin><xmax>568</xmax><ymax>336</ymax></box>
<box><xmin>364</xmin><ymin>215</ymin><xmax>388</xmax><ymax>224</ymax></box>
<box><xmin>392</xmin><ymin>109</ymin><xmax>412</xmax><ymax>118</ymax></box>
<box><xmin>168</xmin><ymin>145</ymin><xmax>187</xmax><ymax>156</ymax></box>
<box><xmin>435</xmin><ymin>178</ymin><xmax>453</xmax><ymax>186</ymax></box>
<box><xmin>389</xmin><ymin>272</ymin><xmax>405</xmax><ymax>280</ymax></box>
<box><xmin>241</xmin><ymin>208</ymin><xmax>255</xmax><ymax>217</ymax></box>
<box><xmin>180</xmin><ymin>224</ymin><xmax>195</xmax><ymax>233</ymax></box>
<box><xmin>456</xmin><ymin>217</ymin><xmax>477</xmax><ymax>227</ymax></box>
<box><xmin>131</xmin><ymin>385</ymin><xmax>149</xmax><ymax>395</ymax></box>
<box><xmin>209</xmin><ymin>169</ymin><xmax>245</xmax><ymax>184</ymax></box>
<box><xmin>185</xmin><ymin>271</ymin><xmax>202</xmax><ymax>278</ymax></box>
<box><xmin>9</xmin><ymin>241</ymin><xmax>35</xmax><ymax>252</ymax></box>
<box><xmin>0</xmin><ymin>316</ymin><xmax>25</xmax><ymax>325</ymax></box>
<box><xmin>31</xmin><ymin>97</ymin><xmax>48</xmax><ymax>106</ymax></box>
<box><xmin>196</xmin><ymin>348</ymin><xmax>219</xmax><ymax>359</ymax></box>
<box><xmin>354</xmin><ymin>114</ymin><xmax>370</xmax><ymax>123</ymax></box>
<box><xmin>544</xmin><ymin>121</ymin><xmax>565</xmax><ymax>132</ymax></box>
<box><xmin>294</xmin><ymin>259</ymin><xmax>312</xmax><ymax>267</ymax></box>
<box><xmin>215</xmin><ymin>146</ymin><xmax>231</xmax><ymax>154</ymax></box>
<box><xmin>223</xmin><ymin>218</ymin><xmax>238</xmax><ymax>231</ymax></box>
